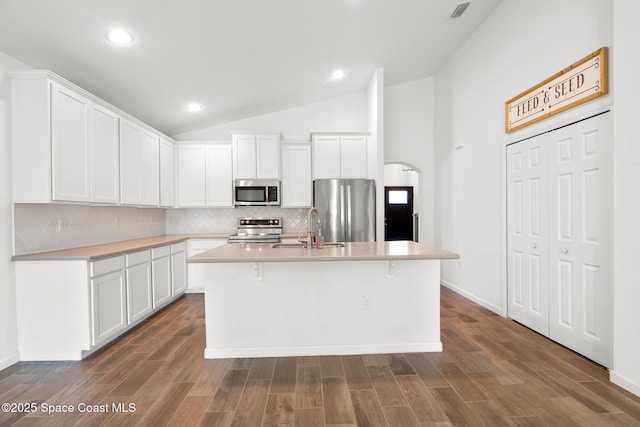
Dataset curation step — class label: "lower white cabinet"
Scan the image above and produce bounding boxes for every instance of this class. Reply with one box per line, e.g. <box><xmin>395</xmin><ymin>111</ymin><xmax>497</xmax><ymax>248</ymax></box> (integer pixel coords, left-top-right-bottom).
<box><xmin>171</xmin><ymin>242</ymin><xmax>187</xmax><ymax>296</ymax></box>
<box><xmin>152</xmin><ymin>246</ymin><xmax>172</xmax><ymax>308</ymax></box>
<box><xmin>14</xmin><ymin>240</ymin><xmax>188</xmax><ymax>361</ymax></box>
<box><xmin>126</xmin><ymin>250</ymin><xmax>153</xmax><ymax>324</ymax></box>
<box><xmin>90</xmin><ymin>256</ymin><xmax>127</xmax><ymax>347</ymax></box>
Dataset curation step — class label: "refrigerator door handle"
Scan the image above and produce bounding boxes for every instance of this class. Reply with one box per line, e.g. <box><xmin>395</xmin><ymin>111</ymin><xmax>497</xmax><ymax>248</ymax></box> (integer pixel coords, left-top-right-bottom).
<box><xmin>339</xmin><ymin>183</ymin><xmax>346</xmax><ymax>241</ymax></box>
<box><xmin>345</xmin><ymin>183</ymin><xmax>352</xmax><ymax>239</ymax></box>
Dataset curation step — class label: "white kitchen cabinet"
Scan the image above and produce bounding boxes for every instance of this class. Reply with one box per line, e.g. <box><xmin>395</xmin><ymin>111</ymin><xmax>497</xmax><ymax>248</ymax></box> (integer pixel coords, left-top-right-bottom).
<box><xmin>232</xmin><ymin>133</ymin><xmax>280</xmax><ymax>179</ymax></box>
<box><xmin>120</xmin><ymin>119</ymin><xmax>160</xmax><ymax>206</ymax></box>
<box><xmin>176</xmin><ymin>143</ymin><xmax>232</xmax><ymax>207</ymax></box>
<box><xmin>152</xmin><ymin>246</ymin><xmax>172</xmax><ymax>309</ymax></box>
<box><xmin>206</xmin><ymin>145</ymin><xmax>233</xmax><ymax>206</ymax></box>
<box><xmin>281</xmin><ymin>143</ymin><xmax>312</xmax><ymax>207</ymax></box>
<box><xmin>171</xmin><ymin>242</ymin><xmax>187</xmax><ymax>296</ymax></box>
<box><xmin>160</xmin><ymin>138</ymin><xmax>175</xmax><ymax>207</ymax></box>
<box><xmin>90</xmin><ymin>104</ymin><xmax>120</xmax><ymax>204</ymax></box>
<box><xmin>125</xmin><ymin>250</ymin><xmax>153</xmax><ymax>324</ymax></box>
<box><xmin>10</xmin><ymin>70</ymin><xmax>173</xmax><ymax>206</ymax></box>
<box><xmin>14</xmin><ymin>239</ymin><xmax>188</xmax><ymax>360</ymax></box>
<box><xmin>51</xmin><ymin>82</ymin><xmax>91</xmax><ymax>202</ymax></box>
<box><xmin>11</xmin><ymin>75</ymin><xmax>121</xmax><ymax>204</ymax></box>
<box><xmin>90</xmin><ymin>256</ymin><xmax>127</xmax><ymax>347</ymax></box>
<box><xmin>312</xmin><ymin>133</ymin><xmax>369</xmax><ymax>179</ymax></box>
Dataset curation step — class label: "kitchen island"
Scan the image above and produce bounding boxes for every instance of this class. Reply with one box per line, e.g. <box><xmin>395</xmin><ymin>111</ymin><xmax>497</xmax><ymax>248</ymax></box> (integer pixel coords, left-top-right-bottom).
<box><xmin>188</xmin><ymin>241</ymin><xmax>459</xmax><ymax>359</ymax></box>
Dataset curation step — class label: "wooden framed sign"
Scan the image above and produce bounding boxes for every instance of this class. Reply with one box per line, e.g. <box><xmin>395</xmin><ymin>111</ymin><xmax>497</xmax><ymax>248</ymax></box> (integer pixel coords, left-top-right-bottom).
<box><xmin>505</xmin><ymin>47</ymin><xmax>608</xmax><ymax>133</ymax></box>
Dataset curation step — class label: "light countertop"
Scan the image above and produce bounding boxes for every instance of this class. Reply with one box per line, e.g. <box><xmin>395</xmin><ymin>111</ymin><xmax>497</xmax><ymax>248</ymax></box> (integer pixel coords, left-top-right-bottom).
<box><xmin>11</xmin><ymin>234</ymin><xmax>231</xmax><ymax>261</ymax></box>
<box><xmin>188</xmin><ymin>241</ymin><xmax>459</xmax><ymax>263</ymax></box>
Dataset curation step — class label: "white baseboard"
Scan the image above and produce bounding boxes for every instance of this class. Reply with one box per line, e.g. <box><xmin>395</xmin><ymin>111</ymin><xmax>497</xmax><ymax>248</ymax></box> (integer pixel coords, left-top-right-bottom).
<box><xmin>440</xmin><ymin>280</ymin><xmax>505</xmax><ymax>316</ymax></box>
<box><xmin>204</xmin><ymin>342</ymin><xmax>443</xmax><ymax>359</ymax></box>
<box><xmin>0</xmin><ymin>351</ymin><xmax>20</xmax><ymax>372</ymax></box>
<box><xmin>610</xmin><ymin>370</ymin><xmax>640</xmax><ymax>398</ymax></box>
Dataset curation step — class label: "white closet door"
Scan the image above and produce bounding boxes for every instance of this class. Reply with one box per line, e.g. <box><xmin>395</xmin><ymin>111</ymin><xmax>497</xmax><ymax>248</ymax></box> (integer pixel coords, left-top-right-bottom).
<box><xmin>507</xmin><ymin>134</ymin><xmax>550</xmax><ymax>335</ymax></box>
<box><xmin>548</xmin><ymin>113</ymin><xmax>611</xmax><ymax>367</ymax></box>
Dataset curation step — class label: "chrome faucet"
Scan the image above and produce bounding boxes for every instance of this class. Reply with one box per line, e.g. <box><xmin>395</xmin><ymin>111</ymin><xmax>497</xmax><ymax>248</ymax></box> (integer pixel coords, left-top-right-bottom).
<box><xmin>300</xmin><ymin>207</ymin><xmax>321</xmax><ymax>248</ymax></box>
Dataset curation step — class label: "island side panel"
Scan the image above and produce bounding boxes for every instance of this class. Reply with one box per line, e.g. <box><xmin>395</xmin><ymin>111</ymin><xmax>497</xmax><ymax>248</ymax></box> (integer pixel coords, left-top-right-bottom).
<box><xmin>202</xmin><ymin>259</ymin><xmax>441</xmax><ymax>358</ymax></box>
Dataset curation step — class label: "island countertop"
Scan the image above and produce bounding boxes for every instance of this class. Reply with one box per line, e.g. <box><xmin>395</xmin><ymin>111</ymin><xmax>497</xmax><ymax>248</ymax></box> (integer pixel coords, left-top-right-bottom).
<box><xmin>188</xmin><ymin>241</ymin><xmax>459</xmax><ymax>263</ymax></box>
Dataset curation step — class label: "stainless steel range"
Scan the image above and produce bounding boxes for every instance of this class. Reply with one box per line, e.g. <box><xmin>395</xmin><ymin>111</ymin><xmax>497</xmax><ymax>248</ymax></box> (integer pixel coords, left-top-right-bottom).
<box><xmin>227</xmin><ymin>217</ymin><xmax>282</xmax><ymax>244</ymax></box>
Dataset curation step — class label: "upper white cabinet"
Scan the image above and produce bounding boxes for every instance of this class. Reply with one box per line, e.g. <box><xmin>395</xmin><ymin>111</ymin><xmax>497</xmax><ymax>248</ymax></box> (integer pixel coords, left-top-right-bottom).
<box><xmin>90</xmin><ymin>104</ymin><xmax>120</xmax><ymax>204</ymax></box>
<box><xmin>120</xmin><ymin>119</ymin><xmax>160</xmax><ymax>206</ymax></box>
<box><xmin>176</xmin><ymin>143</ymin><xmax>233</xmax><ymax>207</ymax></box>
<box><xmin>281</xmin><ymin>143</ymin><xmax>312</xmax><ymax>208</ymax></box>
<box><xmin>50</xmin><ymin>82</ymin><xmax>91</xmax><ymax>202</ymax></box>
<box><xmin>232</xmin><ymin>133</ymin><xmax>280</xmax><ymax>179</ymax></box>
<box><xmin>312</xmin><ymin>133</ymin><xmax>369</xmax><ymax>179</ymax></box>
<box><xmin>10</xmin><ymin>70</ymin><xmax>172</xmax><ymax>207</ymax></box>
<box><xmin>159</xmin><ymin>138</ymin><xmax>175</xmax><ymax>207</ymax></box>
<box><xmin>11</xmin><ymin>73</ymin><xmax>122</xmax><ymax>204</ymax></box>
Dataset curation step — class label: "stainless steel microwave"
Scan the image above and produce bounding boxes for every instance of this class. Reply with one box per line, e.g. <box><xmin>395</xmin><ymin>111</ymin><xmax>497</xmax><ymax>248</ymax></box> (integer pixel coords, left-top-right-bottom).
<box><xmin>233</xmin><ymin>179</ymin><xmax>280</xmax><ymax>206</ymax></box>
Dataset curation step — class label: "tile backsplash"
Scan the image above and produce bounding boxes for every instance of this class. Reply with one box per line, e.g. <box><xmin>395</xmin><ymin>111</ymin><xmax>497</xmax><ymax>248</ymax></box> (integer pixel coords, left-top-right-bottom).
<box><xmin>14</xmin><ymin>204</ymin><xmax>309</xmax><ymax>254</ymax></box>
<box><xmin>166</xmin><ymin>207</ymin><xmax>309</xmax><ymax>234</ymax></box>
<box><xmin>14</xmin><ymin>204</ymin><xmax>166</xmax><ymax>255</ymax></box>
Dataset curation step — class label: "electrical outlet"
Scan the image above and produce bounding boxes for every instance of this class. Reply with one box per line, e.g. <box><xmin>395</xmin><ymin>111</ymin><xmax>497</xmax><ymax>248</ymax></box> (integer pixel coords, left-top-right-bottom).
<box><xmin>361</xmin><ymin>296</ymin><xmax>371</xmax><ymax>311</ymax></box>
<box><xmin>57</xmin><ymin>217</ymin><xmax>67</xmax><ymax>232</ymax></box>
<box><xmin>114</xmin><ymin>217</ymin><xmax>120</xmax><ymax>227</ymax></box>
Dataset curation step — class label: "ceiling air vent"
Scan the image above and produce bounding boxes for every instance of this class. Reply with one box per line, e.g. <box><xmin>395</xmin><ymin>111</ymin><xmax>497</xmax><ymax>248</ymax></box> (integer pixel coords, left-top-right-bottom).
<box><xmin>450</xmin><ymin>2</ymin><xmax>471</xmax><ymax>19</ymax></box>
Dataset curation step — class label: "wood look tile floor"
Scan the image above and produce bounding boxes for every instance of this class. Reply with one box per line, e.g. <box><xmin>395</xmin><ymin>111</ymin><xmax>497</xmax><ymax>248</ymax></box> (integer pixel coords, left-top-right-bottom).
<box><xmin>1</xmin><ymin>287</ymin><xmax>640</xmax><ymax>426</ymax></box>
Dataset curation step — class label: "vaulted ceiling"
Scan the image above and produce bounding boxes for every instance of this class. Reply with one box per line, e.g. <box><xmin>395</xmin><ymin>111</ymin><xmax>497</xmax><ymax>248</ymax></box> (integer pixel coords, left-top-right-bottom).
<box><xmin>0</xmin><ymin>0</ymin><xmax>501</xmax><ymax>136</ymax></box>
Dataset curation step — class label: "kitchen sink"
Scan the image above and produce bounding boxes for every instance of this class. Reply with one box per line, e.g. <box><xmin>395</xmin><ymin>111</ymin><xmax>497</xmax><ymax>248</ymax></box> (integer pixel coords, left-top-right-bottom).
<box><xmin>271</xmin><ymin>242</ymin><xmax>345</xmax><ymax>248</ymax></box>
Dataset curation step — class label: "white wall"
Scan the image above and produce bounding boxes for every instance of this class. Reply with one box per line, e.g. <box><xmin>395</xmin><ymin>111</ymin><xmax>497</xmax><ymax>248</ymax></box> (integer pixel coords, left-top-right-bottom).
<box><xmin>434</xmin><ymin>0</ymin><xmax>613</xmax><ymax>314</ymax></box>
<box><xmin>611</xmin><ymin>0</ymin><xmax>640</xmax><ymax>397</ymax></box>
<box><xmin>172</xmin><ymin>92</ymin><xmax>368</xmax><ymax>142</ymax></box>
<box><xmin>0</xmin><ymin>52</ymin><xmax>30</xmax><ymax>370</ymax></box>
<box><xmin>367</xmin><ymin>68</ymin><xmax>385</xmax><ymax>242</ymax></box>
<box><xmin>385</xmin><ymin>78</ymin><xmax>434</xmax><ymax>244</ymax></box>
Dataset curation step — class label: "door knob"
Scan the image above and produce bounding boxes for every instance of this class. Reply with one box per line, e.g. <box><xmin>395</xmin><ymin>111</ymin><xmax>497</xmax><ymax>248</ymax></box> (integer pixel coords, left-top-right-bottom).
<box><xmin>530</xmin><ymin>243</ymin><xmax>537</xmax><ymax>249</ymax></box>
<box><xmin>561</xmin><ymin>248</ymin><xmax>568</xmax><ymax>254</ymax></box>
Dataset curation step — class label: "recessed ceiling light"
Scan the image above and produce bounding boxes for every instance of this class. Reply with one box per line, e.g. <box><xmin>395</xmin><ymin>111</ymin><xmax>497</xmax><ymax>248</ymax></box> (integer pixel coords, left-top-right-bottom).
<box><xmin>186</xmin><ymin>103</ymin><xmax>203</xmax><ymax>113</ymax></box>
<box><xmin>331</xmin><ymin>69</ymin><xmax>346</xmax><ymax>80</ymax></box>
<box><xmin>107</xmin><ymin>29</ymin><xmax>134</xmax><ymax>45</ymax></box>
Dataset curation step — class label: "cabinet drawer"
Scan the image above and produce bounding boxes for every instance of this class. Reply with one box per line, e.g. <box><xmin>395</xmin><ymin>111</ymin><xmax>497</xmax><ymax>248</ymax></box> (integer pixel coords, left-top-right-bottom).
<box><xmin>126</xmin><ymin>249</ymin><xmax>151</xmax><ymax>267</ymax></box>
<box><xmin>152</xmin><ymin>245</ymin><xmax>170</xmax><ymax>259</ymax></box>
<box><xmin>90</xmin><ymin>255</ymin><xmax>125</xmax><ymax>277</ymax></box>
<box><xmin>171</xmin><ymin>241</ymin><xmax>186</xmax><ymax>254</ymax></box>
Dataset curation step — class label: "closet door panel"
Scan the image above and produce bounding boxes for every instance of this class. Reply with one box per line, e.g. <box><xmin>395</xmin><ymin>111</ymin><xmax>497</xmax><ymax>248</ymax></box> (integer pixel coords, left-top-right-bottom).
<box><xmin>506</xmin><ymin>134</ymin><xmax>549</xmax><ymax>335</ymax></box>
<box><xmin>548</xmin><ymin>113</ymin><xmax>611</xmax><ymax>367</ymax></box>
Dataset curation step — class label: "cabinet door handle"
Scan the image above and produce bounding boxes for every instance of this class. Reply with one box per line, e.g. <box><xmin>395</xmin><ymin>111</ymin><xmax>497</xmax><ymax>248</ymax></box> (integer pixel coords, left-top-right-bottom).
<box><xmin>561</xmin><ymin>248</ymin><xmax>568</xmax><ymax>254</ymax></box>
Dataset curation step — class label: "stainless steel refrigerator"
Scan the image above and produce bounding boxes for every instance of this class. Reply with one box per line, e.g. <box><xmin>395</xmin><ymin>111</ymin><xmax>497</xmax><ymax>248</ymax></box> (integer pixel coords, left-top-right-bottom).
<box><xmin>313</xmin><ymin>179</ymin><xmax>376</xmax><ymax>242</ymax></box>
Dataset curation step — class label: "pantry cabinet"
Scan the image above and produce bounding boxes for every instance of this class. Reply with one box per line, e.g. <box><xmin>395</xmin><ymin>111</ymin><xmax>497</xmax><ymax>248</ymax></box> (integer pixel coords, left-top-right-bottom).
<box><xmin>232</xmin><ymin>133</ymin><xmax>280</xmax><ymax>179</ymax></box>
<box><xmin>281</xmin><ymin>143</ymin><xmax>312</xmax><ymax>207</ymax></box>
<box><xmin>311</xmin><ymin>133</ymin><xmax>369</xmax><ymax>179</ymax></box>
<box><xmin>176</xmin><ymin>143</ymin><xmax>233</xmax><ymax>207</ymax></box>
